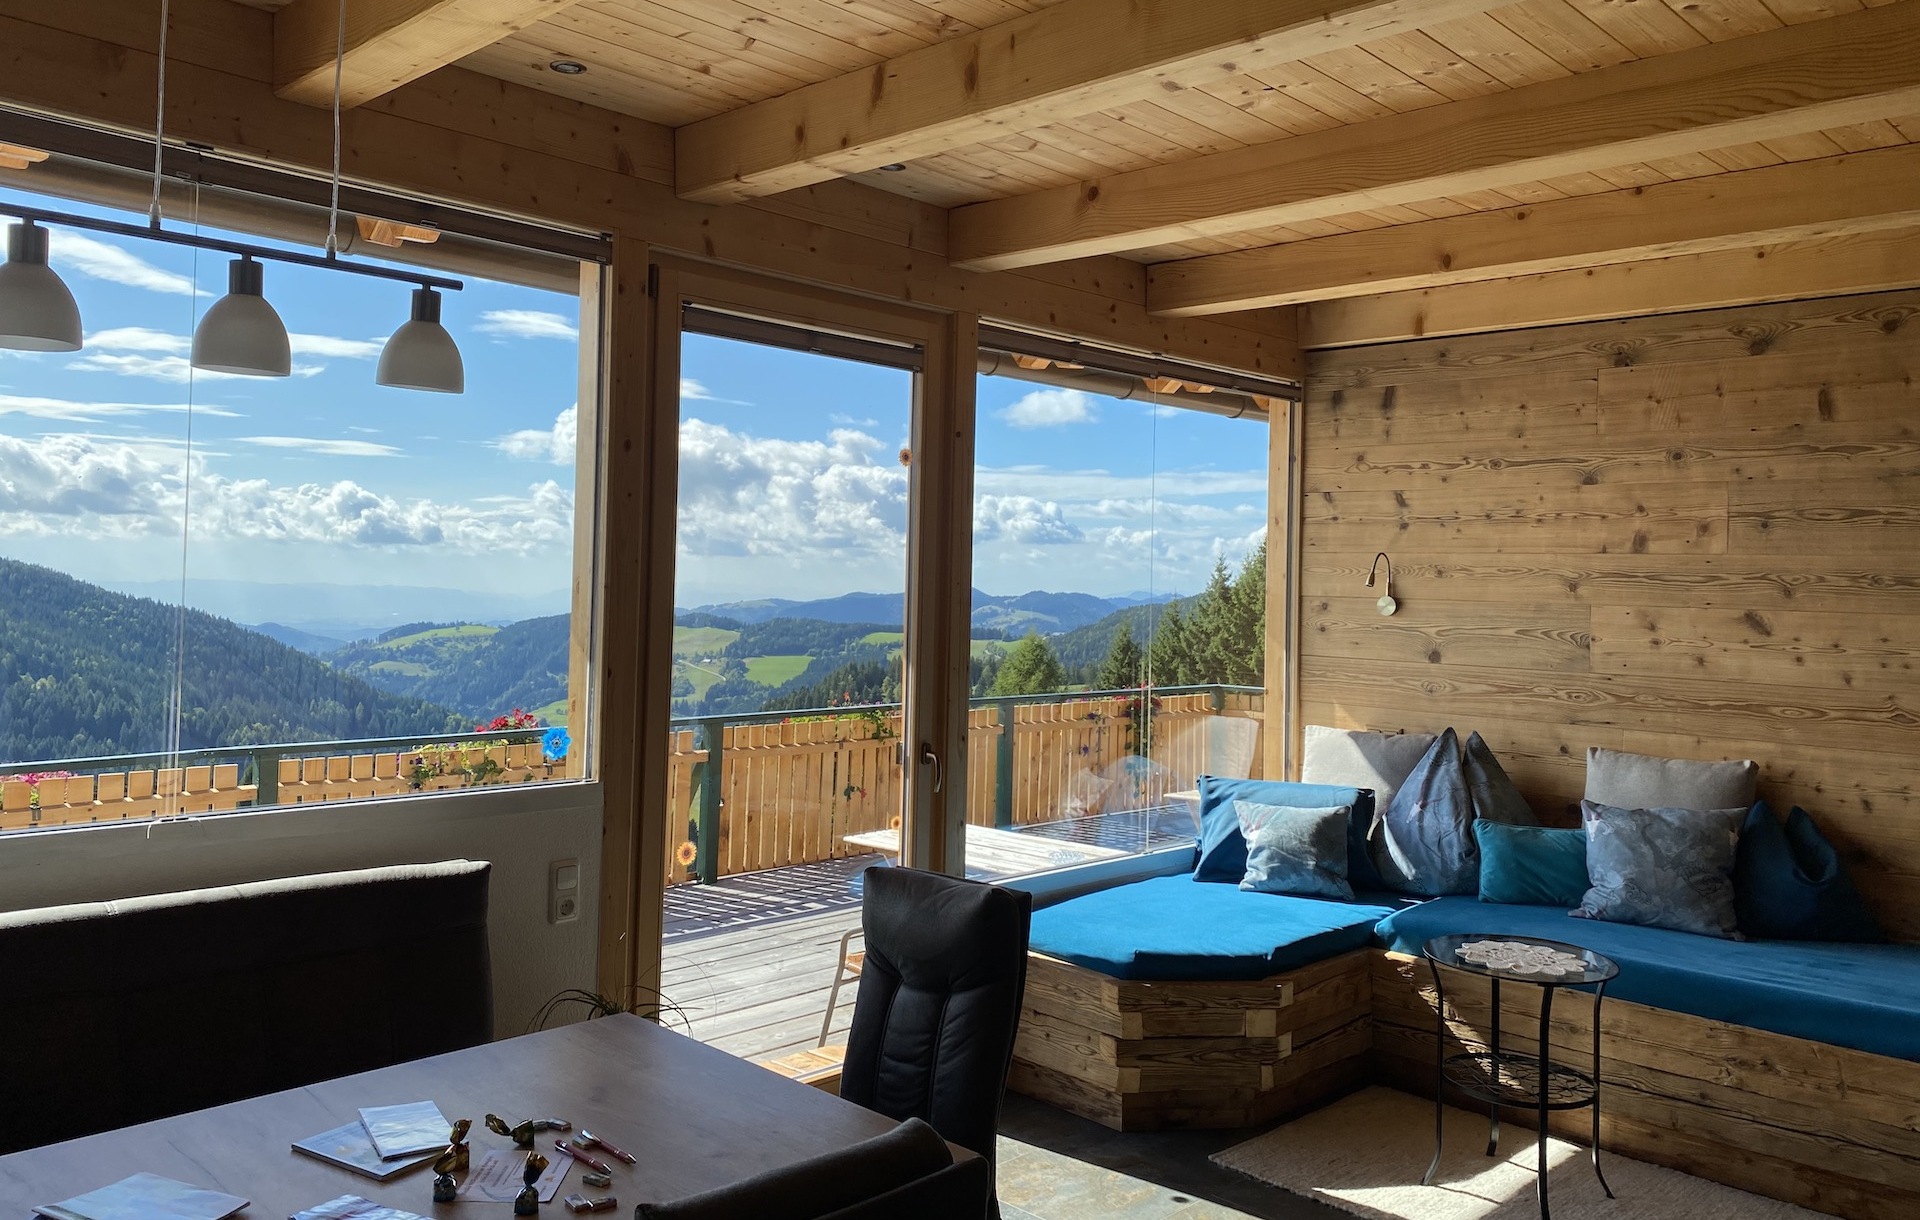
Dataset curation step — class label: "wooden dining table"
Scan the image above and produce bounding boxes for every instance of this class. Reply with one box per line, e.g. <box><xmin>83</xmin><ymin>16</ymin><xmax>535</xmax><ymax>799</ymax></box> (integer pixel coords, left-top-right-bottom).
<box><xmin>0</xmin><ymin>1014</ymin><xmax>946</xmax><ymax>1218</ymax></box>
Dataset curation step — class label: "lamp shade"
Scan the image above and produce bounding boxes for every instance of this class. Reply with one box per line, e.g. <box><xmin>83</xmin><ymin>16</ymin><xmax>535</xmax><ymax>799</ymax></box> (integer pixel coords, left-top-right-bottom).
<box><xmin>0</xmin><ymin>221</ymin><xmax>83</xmax><ymax>352</ymax></box>
<box><xmin>193</xmin><ymin>257</ymin><xmax>290</xmax><ymax>377</ymax></box>
<box><xmin>377</xmin><ymin>287</ymin><xmax>464</xmax><ymax>394</ymax></box>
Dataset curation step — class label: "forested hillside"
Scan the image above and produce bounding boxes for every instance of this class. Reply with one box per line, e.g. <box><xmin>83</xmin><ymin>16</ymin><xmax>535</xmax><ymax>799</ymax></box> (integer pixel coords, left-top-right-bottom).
<box><xmin>0</xmin><ymin>558</ymin><xmax>466</xmax><ymax>764</ymax></box>
<box><xmin>328</xmin><ymin>616</ymin><xmax>570</xmax><ymax>722</ymax></box>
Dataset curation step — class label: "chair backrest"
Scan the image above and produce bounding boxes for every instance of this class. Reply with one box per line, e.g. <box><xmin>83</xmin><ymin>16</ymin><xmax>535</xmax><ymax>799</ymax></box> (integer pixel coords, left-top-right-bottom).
<box><xmin>635</xmin><ymin>1116</ymin><xmax>987</xmax><ymax>1220</ymax></box>
<box><xmin>0</xmin><ymin>859</ymin><xmax>492</xmax><ymax>1152</ymax></box>
<box><xmin>839</xmin><ymin>867</ymin><xmax>1033</xmax><ymax>1167</ymax></box>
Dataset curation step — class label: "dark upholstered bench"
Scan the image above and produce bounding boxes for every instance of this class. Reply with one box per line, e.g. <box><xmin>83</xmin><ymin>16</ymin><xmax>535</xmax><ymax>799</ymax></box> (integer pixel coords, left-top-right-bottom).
<box><xmin>0</xmin><ymin>860</ymin><xmax>492</xmax><ymax>1152</ymax></box>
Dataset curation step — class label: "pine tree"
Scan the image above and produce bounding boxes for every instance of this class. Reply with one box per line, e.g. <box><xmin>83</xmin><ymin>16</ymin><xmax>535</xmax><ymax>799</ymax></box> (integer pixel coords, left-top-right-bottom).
<box><xmin>1147</xmin><ymin>604</ymin><xmax>1195</xmax><ymax>687</ymax></box>
<box><xmin>1094</xmin><ymin>626</ymin><xmax>1144</xmax><ymax>691</ymax></box>
<box><xmin>1226</xmin><ymin>538</ymin><xmax>1267</xmax><ymax>685</ymax></box>
<box><xmin>991</xmin><ymin>631</ymin><xmax>1069</xmax><ymax>696</ymax></box>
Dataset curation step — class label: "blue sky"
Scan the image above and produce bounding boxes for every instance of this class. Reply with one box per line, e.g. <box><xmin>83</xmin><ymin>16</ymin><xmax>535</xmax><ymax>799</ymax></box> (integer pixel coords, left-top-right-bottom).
<box><xmin>0</xmin><ymin>183</ymin><xmax>1267</xmax><ymax>620</ymax></box>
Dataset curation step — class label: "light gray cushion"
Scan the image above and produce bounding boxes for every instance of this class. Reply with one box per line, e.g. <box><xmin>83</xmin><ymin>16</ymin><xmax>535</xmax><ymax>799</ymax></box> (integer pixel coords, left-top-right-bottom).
<box><xmin>1235</xmin><ymin>800</ymin><xmax>1354</xmax><ymax>900</ymax></box>
<box><xmin>1375</xmin><ymin>728</ymin><xmax>1478</xmax><ymax>897</ymax></box>
<box><xmin>1301</xmin><ymin>725</ymin><xmax>1437</xmax><ymax>810</ymax></box>
<box><xmin>1575</xmin><ymin>800</ymin><xmax>1744</xmax><ymax>938</ymax></box>
<box><xmin>1584</xmin><ymin>746</ymin><xmax>1756</xmax><ymax>812</ymax></box>
<box><xmin>1463</xmin><ymin>731</ymin><xmax>1537</xmax><ymax>826</ymax></box>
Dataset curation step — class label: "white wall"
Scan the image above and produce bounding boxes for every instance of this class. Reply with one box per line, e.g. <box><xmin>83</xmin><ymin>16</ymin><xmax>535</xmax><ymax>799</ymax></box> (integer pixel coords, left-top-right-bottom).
<box><xmin>0</xmin><ymin>784</ymin><xmax>602</xmax><ymax>1039</ymax></box>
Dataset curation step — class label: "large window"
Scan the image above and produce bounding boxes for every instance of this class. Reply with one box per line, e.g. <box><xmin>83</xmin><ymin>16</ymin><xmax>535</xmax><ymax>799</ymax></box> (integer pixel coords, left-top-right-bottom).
<box><xmin>0</xmin><ymin>171</ymin><xmax>599</xmax><ymax>831</ymax></box>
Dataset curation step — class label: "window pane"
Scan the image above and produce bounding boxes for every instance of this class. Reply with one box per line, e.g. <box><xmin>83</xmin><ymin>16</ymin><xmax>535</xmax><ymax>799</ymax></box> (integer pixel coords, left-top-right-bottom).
<box><xmin>0</xmin><ymin>182</ymin><xmax>596</xmax><ymax>829</ymax></box>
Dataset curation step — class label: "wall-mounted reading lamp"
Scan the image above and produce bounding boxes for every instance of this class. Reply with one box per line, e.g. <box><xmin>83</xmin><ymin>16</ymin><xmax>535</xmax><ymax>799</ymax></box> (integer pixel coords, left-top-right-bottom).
<box><xmin>1366</xmin><ymin>553</ymin><xmax>1397</xmax><ymax>617</ymax></box>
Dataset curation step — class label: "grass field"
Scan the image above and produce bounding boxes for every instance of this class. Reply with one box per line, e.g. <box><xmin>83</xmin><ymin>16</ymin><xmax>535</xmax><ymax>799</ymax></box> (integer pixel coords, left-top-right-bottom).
<box><xmin>531</xmin><ymin>698</ymin><xmax>568</xmax><ymax>724</ymax></box>
<box><xmin>744</xmin><ymin>654</ymin><xmax>811</xmax><ymax>685</ymax></box>
<box><xmin>674</xmin><ymin>625</ymin><xmax>740</xmax><ymax>655</ymax></box>
<box><xmin>375</xmin><ymin>623</ymin><xmax>498</xmax><ymax>650</ymax></box>
<box><xmin>859</xmin><ymin>630</ymin><xmax>904</xmax><ymax>646</ymax></box>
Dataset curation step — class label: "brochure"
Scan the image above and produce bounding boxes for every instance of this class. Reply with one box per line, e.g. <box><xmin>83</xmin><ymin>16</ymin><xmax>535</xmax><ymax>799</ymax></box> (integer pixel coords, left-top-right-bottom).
<box><xmin>357</xmin><ymin>1100</ymin><xmax>450</xmax><ymax>1161</ymax></box>
<box><xmin>34</xmin><ymin>1172</ymin><xmax>248</xmax><ymax>1220</ymax></box>
<box><xmin>293</xmin><ymin>1120</ymin><xmax>439</xmax><ymax>1180</ymax></box>
<box><xmin>292</xmin><ymin>1196</ymin><xmax>430</xmax><ymax>1220</ymax></box>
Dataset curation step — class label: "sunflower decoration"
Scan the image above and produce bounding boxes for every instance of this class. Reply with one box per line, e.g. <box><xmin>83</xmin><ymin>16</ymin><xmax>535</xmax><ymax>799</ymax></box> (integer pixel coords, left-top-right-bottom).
<box><xmin>889</xmin><ymin>815</ymin><xmax>903</xmax><ymax>831</ymax></box>
<box><xmin>675</xmin><ymin>840</ymin><xmax>698</xmax><ymax>869</ymax></box>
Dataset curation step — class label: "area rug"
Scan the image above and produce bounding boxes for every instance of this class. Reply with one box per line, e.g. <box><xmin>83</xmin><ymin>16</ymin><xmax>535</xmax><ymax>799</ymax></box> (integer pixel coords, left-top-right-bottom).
<box><xmin>1210</xmin><ymin>1087</ymin><xmax>1823</xmax><ymax>1220</ymax></box>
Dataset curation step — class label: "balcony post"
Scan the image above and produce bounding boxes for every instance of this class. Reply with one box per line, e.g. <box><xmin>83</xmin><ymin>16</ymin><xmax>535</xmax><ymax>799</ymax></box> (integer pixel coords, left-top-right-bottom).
<box><xmin>697</xmin><ymin>718</ymin><xmax>724</xmax><ymax>885</ymax></box>
<box><xmin>994</xmin><ymin>699</ymin><xmax>1015</xmax><ymax>828</ymax></box>
<box><xmin>252</xmin><ymin>748</ymin><xmax>280</xmax><ymax>808</ymax></box>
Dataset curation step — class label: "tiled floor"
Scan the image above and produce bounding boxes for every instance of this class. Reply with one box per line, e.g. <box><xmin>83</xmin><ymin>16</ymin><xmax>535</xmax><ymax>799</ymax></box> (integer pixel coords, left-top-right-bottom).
<box><xmin>996</xmin><ymin>1094</ymin><xmax>1351</xmax><ymax>1220</ymax></box>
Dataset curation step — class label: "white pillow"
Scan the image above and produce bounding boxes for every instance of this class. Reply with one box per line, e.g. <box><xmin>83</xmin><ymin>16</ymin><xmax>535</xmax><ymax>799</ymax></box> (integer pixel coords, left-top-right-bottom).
<box><xmin>1301</xmin><ymin>725</ymin><xmax>1437</xmax><ymax>810</ymax></box>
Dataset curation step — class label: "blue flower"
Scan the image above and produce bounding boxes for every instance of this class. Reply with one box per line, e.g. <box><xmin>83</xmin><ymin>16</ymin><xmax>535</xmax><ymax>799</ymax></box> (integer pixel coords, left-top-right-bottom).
<box><xmin>542</xmin><ymin>727</ymin><xmax>571</xmax><ymax>762</ymax></box>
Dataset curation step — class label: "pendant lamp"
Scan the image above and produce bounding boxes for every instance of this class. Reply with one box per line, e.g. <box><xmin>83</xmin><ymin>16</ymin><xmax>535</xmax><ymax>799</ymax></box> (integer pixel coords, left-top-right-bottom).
<box><xmin>192</xmin><ymin>256</ymin><xmax>291</xmax><ymax>377</ymax></box>
<box><xmin>0</xmin><ymin>220</ymin><xmax>83</xmax><ymax>352</ymax></box>
<box><xmin>377</xmin><ymin>286</ymin><xmax>463</xmax><ymax>393</ymax></box>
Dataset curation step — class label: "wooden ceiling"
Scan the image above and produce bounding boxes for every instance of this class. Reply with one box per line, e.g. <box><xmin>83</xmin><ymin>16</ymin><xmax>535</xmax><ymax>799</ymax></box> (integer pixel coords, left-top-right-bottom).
<box><xmin>229</xmin><ymin>0</ymin><xmax>1920</xmax><ymax>327</ymax></box>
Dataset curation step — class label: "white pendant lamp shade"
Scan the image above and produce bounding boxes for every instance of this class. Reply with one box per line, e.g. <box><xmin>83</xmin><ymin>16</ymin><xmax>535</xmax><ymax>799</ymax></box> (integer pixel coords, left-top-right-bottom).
<box><xmin>193</xmin><ymin>257</ymin><xmax>291</xmax><ymax>377</ymax></box>
<box><xmin>377</xmin><ymin>286</ymin><xmax>464</xmax><ymax>394</ymax></box>
<box><xmin>0</xmin><ymin>221</ymin><xmax>83</xmax><ymax>352</ymax></box>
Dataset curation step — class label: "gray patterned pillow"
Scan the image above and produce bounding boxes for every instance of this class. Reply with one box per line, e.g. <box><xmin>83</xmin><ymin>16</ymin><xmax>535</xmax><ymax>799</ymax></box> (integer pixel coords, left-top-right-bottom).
<box><xmin>1574</xmin><ymin>799</ymin><xmax>1744</xmax><ymax>938</ymax></box>
<box><xmin>1235</xmin><ymin>800</ymin><xmax>1354</xmax><ymax>900</ymax></box>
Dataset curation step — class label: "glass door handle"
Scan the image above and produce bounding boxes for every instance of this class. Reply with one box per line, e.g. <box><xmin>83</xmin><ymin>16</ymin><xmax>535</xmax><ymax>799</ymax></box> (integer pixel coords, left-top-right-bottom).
<box><xmin>919</xmin><ymin>743</ymin><xmax>943</xmax><ymax>794</ymax></box>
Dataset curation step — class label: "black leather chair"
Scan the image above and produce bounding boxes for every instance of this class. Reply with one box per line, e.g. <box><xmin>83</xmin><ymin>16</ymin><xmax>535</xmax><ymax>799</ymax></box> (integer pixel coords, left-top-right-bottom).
<box><xmin>838</xmin><ymin>866</ymin><xmax>1032</xmax><ymax>1204</ymax></box>
<box><xmin>635</xmin><ymin>1116</ymin><xmax>990</xmax><ymax>1220</ymax></box>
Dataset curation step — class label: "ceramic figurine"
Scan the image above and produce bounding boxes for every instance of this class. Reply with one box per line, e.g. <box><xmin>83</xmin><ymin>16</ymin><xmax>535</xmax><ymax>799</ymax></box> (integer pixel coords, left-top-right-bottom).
<box><xmin>514</xmin><ymin>1152</ymin><xmax>548</xmax><ymax>1215</ymax></box>
<box><xmin>487</xmin><ymin>1112</ymin><xmax>538</xmax><ymax>1147</ymax></box>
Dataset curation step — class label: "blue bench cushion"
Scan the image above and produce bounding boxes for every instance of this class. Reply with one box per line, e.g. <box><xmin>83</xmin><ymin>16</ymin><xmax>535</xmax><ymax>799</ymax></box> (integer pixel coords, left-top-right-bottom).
<box><xmin>1374</xmin><ymin>897</ymin><xmax>1920</xmax><ymax>1063</ymax></box>
<box><xmin>1030</xmin><ymin>875</ymin><xmax>1402</xmax><ymax>981</ymax></box>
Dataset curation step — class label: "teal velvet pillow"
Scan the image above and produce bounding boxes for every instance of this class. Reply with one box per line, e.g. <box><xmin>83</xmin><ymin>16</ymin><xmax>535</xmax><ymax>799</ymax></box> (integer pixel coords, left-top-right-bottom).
<box><xmin>1235</xmin><ymin>800</ymin><xmax>1354</xmax><ymax>901</ymax></box>
<box><xmin>1734</xmin><ymin>801</ymin><xmax>1884</xmax><ymax>942</ymax></box>
<box><xmin>1474</xmin><ymin>819</ymin><xmax>1588</xmax><ymax>907</ymax></box>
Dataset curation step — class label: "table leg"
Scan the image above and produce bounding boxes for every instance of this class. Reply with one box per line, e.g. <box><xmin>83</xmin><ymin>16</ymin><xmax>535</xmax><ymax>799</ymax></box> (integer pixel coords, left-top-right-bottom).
<box><xmin>1422</xmin><ymin>959</ymin><xmax>1445</xmax><ymax>1188</ymax></box>
<box><xmin>1537</xmin><ymin>984</ymin><xmax>1554</xmax><ymax>1220</ymax></box>
<box><xmin>1592</xmin><ymin>983</ymin><xmax>1614</xmax><ymax>1199</ymax></box>
<box><xmin>1488</xmin><ymin>976</ymin><xmax>1502</xmax><ymax>1157</ymax></box>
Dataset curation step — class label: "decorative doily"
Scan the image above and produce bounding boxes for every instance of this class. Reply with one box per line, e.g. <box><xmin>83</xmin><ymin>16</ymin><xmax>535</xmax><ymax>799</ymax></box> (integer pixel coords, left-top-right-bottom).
<box><xmin>1455</xmin><ymin>939</ymin><xmax>1589</xmax><ymax>978</ymax></box>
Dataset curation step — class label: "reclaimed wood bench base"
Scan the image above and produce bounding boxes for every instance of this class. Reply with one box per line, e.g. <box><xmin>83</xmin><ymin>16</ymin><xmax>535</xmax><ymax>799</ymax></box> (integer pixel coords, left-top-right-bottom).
<box><xmin>1010</xmin><ymin>950</ymin><xmax>1374</xmax><ymax>1132</ymax></box>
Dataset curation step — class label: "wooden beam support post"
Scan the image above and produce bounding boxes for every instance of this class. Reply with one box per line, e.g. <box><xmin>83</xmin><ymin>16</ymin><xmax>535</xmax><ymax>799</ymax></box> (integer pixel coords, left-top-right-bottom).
<box><xmin>1150</xmin><ymin>143</ymin><xmax>1920</xmax><ymax>316</ymax></box>
<box><xmin>275</xmin><ymin>0</ymin><xmax>584</xmax><ymax>108</ymax></box>
<box><xmin>673</xmin><ymin>0</ymin><xmax>1509</xmax><ymax>205</ymax></box>
<box><xmin>1299</xmin><ymin>226</ymin><xmax>1920</xmax><ymax>348</ymax></box>
<box><xmin>951</xmin><ymin>2</ymin><xmax>1920</xmax><ymax>271</ymax></box>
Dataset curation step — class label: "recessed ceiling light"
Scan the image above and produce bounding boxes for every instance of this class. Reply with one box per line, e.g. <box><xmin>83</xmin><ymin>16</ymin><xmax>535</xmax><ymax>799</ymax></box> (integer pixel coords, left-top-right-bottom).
<box><xmin>879</xmin><ymin>163</ymin><xmax>907</xmax><ymax>172</ymax></box>
<box><xmin>549</xmin><ymin>60</ymin><xmax>587</xmax><ymax>75</ymax></box>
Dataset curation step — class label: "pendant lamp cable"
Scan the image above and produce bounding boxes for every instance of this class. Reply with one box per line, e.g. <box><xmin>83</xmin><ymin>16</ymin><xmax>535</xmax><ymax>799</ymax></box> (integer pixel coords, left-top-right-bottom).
<box><xmin>149</xmin><ymin>0</ymin><xmax>170</xmax><ymax>227</ymax></box>
<box><xmin>326</xmin><ymin>0</ymin><xmax>346</xmax><ymax>256</ymax></box>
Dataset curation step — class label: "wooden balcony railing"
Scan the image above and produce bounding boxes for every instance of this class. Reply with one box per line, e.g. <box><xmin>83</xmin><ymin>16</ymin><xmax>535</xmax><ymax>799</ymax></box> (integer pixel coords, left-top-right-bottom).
<box><xmin>2</xmin><ymin>686</ymin><xmax>1264</xmax><ymax>886</ymax></box>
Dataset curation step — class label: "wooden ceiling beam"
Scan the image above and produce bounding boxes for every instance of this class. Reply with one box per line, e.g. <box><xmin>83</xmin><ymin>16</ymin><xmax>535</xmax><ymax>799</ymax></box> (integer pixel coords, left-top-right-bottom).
<box><xmin>1300</xmin><ymin>227</ymin><xmax>1920</xmax><ymax>348</ymax></box>
<box><xmin>673</xmin><ymin>1</ymin><xmax>1511</xmax><ymax>205</ymax></box>
<box><xmin>275</xmin><ymin>0</ymin><xmax>584</xmax><ymax>108</ymax></box>
<box><xmin>950</xmin><ymin>2</ymin><xmax>1920</xmax><ymax>272</ymax></box>
<box><xmin>1149</xmin><ymin>142</ymin><xmax>1920</xmax><ymax>316</ymax></box>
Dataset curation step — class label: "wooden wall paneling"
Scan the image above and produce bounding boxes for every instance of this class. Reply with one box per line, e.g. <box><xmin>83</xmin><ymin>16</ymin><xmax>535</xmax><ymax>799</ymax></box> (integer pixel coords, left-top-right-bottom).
<box><xmin>1300</xmin><ymin>289</ymin><xmax>1920</xmax><ymax>940</ymax></box>
<box><xmin>0</xmin><ymin>0</ymin><xmax>1298</xmax><ymax>378</ymax></box>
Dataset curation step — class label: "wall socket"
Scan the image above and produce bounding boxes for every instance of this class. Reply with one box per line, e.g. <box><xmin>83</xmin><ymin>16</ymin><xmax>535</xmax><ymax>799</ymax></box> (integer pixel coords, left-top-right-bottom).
<box><xmin>549</xmin><ymin>858</ymin><xmax>580</xmax><ymax>924</ymax></box>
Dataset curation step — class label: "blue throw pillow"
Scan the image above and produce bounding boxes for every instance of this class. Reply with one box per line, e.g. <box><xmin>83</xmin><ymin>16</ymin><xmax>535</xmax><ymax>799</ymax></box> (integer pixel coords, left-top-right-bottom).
<box><xmin>1474</xmin><ymin>819</ymin><xmax>1587</xmax><ymax>906</ymax></box>
<box><xmin>1193</xmin><ymin>776</ymin><xmax>1378</xmax><ymax>888</ymax></box>
<box><xmin>1376</xmin><ymin>728</ymin><xmax>1478</xmax><ymax>897</ymax></box>
<box><xmin>1734</xmin><ymin>802</ymin><xmax>1884</xmax><ymax>942</ymax></box>
<box><xmin>1235</xmin><ymin>800</ymin><xmax>1354</xmax><ymax>900</ymax></box>
<box><xmin>1575</xmin><ymin>799</ymin><xmax>1743</xmax><ymax>938</ymax></box>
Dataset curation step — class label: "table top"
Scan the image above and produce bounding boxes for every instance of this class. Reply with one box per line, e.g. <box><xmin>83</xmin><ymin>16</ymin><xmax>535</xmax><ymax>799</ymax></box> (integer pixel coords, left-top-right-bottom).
<box><xmin>0</xmin><ymin>1015</ymin><xmax>923</xmax><ymax>1217</ymax></box>
<box><xmin>1422</xmin><ymin>933</ymin><xmax>1620</xmax><ymax>986</ymax></box>
<box><xmin>844</xmin><ymin>823</ymin><xmax>1127</xmax><ymax>877</ymax></box>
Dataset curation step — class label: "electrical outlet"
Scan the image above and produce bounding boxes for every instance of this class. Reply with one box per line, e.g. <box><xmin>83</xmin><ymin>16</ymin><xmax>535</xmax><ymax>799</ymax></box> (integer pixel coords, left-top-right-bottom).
<box><xmin>550</xmin><ymin>858</ymin><xmax>580</xmax><ymax>924</ymax></box>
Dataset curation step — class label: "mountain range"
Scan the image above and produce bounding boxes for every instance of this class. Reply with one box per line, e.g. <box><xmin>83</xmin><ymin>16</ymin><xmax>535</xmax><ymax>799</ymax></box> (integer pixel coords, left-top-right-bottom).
<box><xmin>690</xmin><ymin>588</ymin><xmax>1180</xmax><ymax>636</ymax></box>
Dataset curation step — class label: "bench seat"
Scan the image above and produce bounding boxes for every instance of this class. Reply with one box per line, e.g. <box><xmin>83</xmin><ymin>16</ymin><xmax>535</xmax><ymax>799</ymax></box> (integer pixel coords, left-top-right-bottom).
<box><xmin>1374</xmin><ymin>895</ymin><xmax>1920</xmax><ymax>1062</ymax></box>
<box><xmin>1029</xmin><ymin>874</ymin><xmax>1404</xmax><ymax>981</ymax></box>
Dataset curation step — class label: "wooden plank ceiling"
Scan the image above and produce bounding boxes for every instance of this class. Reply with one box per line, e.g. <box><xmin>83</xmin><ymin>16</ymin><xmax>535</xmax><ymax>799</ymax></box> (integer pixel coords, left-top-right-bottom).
<box><xmin>229</xmin><ymin>0</ymin><xmax>1920</xmax><ymax>329</ymax></box>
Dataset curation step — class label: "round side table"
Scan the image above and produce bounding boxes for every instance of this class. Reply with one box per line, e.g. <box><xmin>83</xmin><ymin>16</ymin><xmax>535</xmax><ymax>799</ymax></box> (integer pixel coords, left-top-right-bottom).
<box><xmin>1419</xmin><ymin>934</ymin><xmax>1620</xmax><ymax>1220</ymax></box>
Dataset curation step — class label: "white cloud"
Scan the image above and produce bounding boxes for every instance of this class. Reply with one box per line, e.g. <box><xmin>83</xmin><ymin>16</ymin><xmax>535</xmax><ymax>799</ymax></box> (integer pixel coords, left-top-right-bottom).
<box><xmin>86</xmin><ymin>327</ymin><xmax>187</xmax><ymax>353</ymax></box>
<box><xmin>476</xmin><ymin>309</ymin><xmax>578</xmax><ymax>341</ymax></box>
<box><xmin>0</xmin><ymin>432</ymin><xmax>570</xmax><ymax>554</ymax></box>
<box><xmin>50</xmin><ymin>232</ymin><xmax>194</xmax><ymax>296</ymax></box>
<box><xmin>999</xmin><ymin>388</ymin><xmax>1095</xmax><ymax>429</ymax></box>
<box><xmin>0</xmin><ymin>392</ymin><xmax>239</xmax><ymax>421</ymax></box>
<box><xmin>290</xmin><ymin>333</ymin><xmax>384</xmax><ymax>359</ymax></box>
<box><xmin>676</xmin><ymin>418</ymin><xmax>906</xmax><ymax>558</ymax></box>
<box><xmin>973</xmin><ymin>495</ymin><xmax>1082</xmax><ymax>545</ymax></box>
<box><xmin>237</xmin><ymin>436</ymin><xmax>402</xmax><ymax>458</ymax></box>
<box><xmin>68</xmin><ymin>353</ymin><xmax>324</xmax><ymax>383</ymax></box>
<box><xmin>493</xmin><ymin>404</ymin><xmax>577</xmax><ymax>464</ymax></box>
<box><xmin>680</xmin><ymin>378</ymin><xmax>751</xmax><ymax>405</ymax></box>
